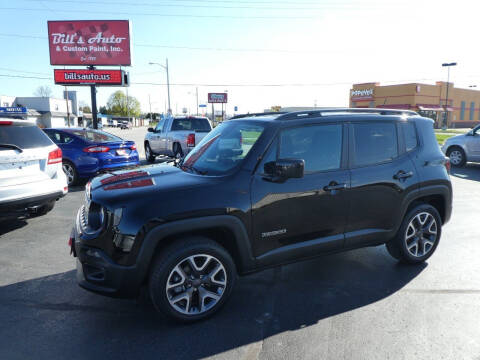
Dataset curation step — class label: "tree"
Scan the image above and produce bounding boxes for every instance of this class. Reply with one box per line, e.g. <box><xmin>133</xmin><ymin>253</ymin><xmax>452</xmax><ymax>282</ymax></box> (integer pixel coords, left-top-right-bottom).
<box><xmin>80</xmin><ymin>105</ymin><xmax>92</xmax><ymax>113</ymax></box>
<box><xmin>106</xmin><ymin>91</ymin><xmax>141</xmax><ymax>117</ymax></box>
<box><xmin>34</xmin><ymin>85</ymin><xmax>52</xmax><ymax>98</ymax></box>
<box><xmin>99</xmin><ymin>106</ymin><xmax>108</xmax><ymax>114</ymax></box>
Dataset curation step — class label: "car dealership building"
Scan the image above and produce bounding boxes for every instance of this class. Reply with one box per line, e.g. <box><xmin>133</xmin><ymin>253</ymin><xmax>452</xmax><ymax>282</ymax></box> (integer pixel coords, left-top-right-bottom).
<box><xmin>350</xmin><ymin>82</ymin><xmax>480</xmax><ymax>128</ymax></box>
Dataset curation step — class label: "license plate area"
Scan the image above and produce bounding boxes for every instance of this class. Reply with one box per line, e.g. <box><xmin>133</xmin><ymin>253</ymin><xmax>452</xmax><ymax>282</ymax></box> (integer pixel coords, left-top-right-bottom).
<box><xmin>116</xmin><ymin>149</ymin><xmax>129</xmax><ymax>156</ymax></box>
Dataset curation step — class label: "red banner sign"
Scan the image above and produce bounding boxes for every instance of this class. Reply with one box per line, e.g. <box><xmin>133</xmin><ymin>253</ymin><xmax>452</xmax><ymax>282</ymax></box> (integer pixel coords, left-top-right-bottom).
<box><xmin>48</xmin><ymin>20</ymin><xmax>131</xmax><ymax>66</ymax></box>
<box><xmin>208</xmin><ymin>93</ymin><xmax>228</xmax><ymax>103</ymax></box>
<box><xmin>54</xmin><ymin>69</ymin><xmax>124</xmax><ymax>85</ymax></box>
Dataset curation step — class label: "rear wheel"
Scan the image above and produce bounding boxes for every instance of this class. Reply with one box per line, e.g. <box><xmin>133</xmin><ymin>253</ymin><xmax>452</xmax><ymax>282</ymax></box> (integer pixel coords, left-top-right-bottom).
<box><xmin>62</xmin><ymin>160</ymin><xmax>78</xmax><ymax>186</ymax></box>
<box><xmin>149</xmin><ymin>237</ymin><xmax>236</xmax><ymax>322</ymax></box>
<box><xmin>173</xmin><ymin>143</ymin><xmax>184</xmax><ymax>161</ymax></box>
<box><xmin>386</xmin><ymin>204</ymin><xmax>441</xmax><ymax>264</ymax></box>
<box><xmin>447</xmin><ymin>146</ymin><xmax>466</xmax><ymax>167</ymax></box>
<box><xmin>145</xmin><ymin>142</ymin><xmax>156</xmax><ymax>163</ymax></box>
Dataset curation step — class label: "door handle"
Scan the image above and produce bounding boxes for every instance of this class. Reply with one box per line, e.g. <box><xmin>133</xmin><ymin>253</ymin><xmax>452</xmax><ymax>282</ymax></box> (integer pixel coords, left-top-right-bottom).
<box><xmin>323</xmin><ymin>182</ymin><xmax>347</xmax><ymax>191</ymax></box>
<box><xmin>393</xmin><ymin>170</ymin><xmax>413</xmax><ymax>180</ymax></box>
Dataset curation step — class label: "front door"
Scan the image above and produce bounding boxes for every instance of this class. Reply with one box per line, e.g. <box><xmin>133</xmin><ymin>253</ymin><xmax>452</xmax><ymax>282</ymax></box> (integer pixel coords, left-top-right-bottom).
<box><xmin>465</xmin><ymin>125</ymin><xmax>480</xmax><ymax>160</ymax></box>
<box><xmin>251</xmin><ymin>123</ymin><xmax>350</xmax><ymax>267</ymax></box>
<box><xmin>150</xmin><ymin>119</ymin><xmax>165</xmax><ymax>153</ymax></box>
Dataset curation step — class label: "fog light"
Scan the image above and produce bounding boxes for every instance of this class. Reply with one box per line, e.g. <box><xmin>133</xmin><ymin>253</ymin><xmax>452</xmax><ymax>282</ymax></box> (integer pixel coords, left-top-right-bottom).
<box><xmin>113</xmin><ymin>233</ymin><xmax>135</xmax><ymax>252</ymax></box>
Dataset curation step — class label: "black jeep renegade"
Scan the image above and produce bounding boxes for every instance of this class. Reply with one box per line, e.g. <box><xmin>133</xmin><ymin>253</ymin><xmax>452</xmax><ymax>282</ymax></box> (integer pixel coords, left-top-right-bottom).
<box><xmin>71</xmin><ymin>108</ymin><xmax>452</xmax><ymax>322</ymax></box>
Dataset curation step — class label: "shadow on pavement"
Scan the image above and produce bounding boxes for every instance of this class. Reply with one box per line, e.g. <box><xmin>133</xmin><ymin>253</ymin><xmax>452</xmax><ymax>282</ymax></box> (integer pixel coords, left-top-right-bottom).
<box><xmin>450</xmin><ymin>163</ymin><xmax>480</xmax><ymax>182</ymax></box>
<box><xmin>0</xmin><ymin>246</ymin><xmax>426</xmax><ymax>360</ymax></box>
<box><xmin>0</xmin><ymin>219</ymin><xmax>28</xmax><ymax>237</ymax></box>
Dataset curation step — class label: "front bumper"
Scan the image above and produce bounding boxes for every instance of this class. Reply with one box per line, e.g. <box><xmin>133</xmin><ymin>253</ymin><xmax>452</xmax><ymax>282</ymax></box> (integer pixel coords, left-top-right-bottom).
<box><xmin>73</xmin><ymin>225</ymin><xmax>144</xmax><ymax>299</ymax></box>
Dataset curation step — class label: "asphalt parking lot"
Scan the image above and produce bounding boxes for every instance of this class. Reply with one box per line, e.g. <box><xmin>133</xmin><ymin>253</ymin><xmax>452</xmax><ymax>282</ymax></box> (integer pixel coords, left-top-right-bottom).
<box><xmin>1</xmin><ymin>140</ymin><xmax>480</xmax><ymax>359</ymax></box>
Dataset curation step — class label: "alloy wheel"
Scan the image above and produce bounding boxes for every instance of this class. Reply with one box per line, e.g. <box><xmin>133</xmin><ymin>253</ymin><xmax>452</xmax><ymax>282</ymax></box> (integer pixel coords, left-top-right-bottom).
<box><xmin>165</xmin><ymin>254</ymin><xmax>227</xmax><ymax>315</ymax></box>
<box><xmin>145</xmin><ymin>144</ymin><xmax>151</xmax><ymax>158</ymax></box>
<box><xmin>449</xmin><ymin>150</ymin><xmax>463</xmax><ymax>165</ymax></box>
<box><xmin>405</xmin><ymin>212</ymin><xmax>438</xmax><ymax>257</ymax></box>
<box><xmin>62</xmin><ymin>163</ymin><xmax>75</xmax><ymax>185</ymax></box>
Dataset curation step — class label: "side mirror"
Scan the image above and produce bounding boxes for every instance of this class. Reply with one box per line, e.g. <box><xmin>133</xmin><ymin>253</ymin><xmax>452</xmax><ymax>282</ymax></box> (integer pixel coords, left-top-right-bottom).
<box><xmin>264</xmin><ymin>159</ymin><xmax>304</xmax><ymax>181</ymax></box>
<box><xmin>147</xmin><ymin>127</ymin><xmax>154</xmax><ymax>133</ymax></box>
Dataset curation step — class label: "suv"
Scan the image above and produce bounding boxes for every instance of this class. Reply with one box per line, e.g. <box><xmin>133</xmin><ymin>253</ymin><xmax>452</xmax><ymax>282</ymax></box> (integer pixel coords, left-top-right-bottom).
<box><xmin>0</xmin><ymin>119</ymin><xmax>68</xmax><ymax>219</ymax></box>
<box><xmin>144</xmin><ymin>116</ymin><xmax>212</xmax><ymax>162</ymax></box>
<box><xmin>442</xmin><ymin>124</ymin><xmax>480</xmax><ymax>167</ymax></box>
<box><xmin>71</xmin><ymin>109</ymin><xmax>452</xmax><ymax>322</ymax></box>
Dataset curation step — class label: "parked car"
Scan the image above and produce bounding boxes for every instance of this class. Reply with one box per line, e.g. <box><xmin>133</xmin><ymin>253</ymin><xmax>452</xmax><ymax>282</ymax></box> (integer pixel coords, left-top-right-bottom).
<box><xmin>144</xmin><ymin>116</ymin><xmax>212</xmax><ymax>162</ymax></box>
<box><xmin>117</xmin><ymin>121</ymin><xmax>132</xmax><ymax>130</ymax></box>
<box><xmin>43</xmin><ymin>128</ymin><xmax>140</xmax><ymax>186</ymax></box>
<box><xmin>442</xmin><ymin>124</ymin><xmax>480</xmax><ymax>166</ymax></box>
<box><xmin>71</xmin><ymin>108</ymin><xmax>452</xmax><ymax>322</ymax></box>
<box><xmin>0</xmin><ymin>118</ymin><xmax>67</xmax><ymax>219</ymax></box>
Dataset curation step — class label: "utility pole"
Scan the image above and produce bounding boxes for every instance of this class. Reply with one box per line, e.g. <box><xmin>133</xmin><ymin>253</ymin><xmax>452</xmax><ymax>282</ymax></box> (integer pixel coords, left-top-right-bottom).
<box><xmin>64</xmin><ymin>86</ymin><xmax>70</xmax><ymax>127</ymax></box>
<box><xmin>196</xmin><ymin>87</ymin><xmax>199</xmax><ymax>116</ymax></box>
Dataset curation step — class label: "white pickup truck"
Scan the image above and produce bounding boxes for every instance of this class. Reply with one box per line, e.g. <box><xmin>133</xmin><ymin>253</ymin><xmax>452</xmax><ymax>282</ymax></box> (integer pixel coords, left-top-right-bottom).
<box><xmin>144</xmin><ymin>116</ymin><xmax>212</xmax><ymax>162</ymax></box>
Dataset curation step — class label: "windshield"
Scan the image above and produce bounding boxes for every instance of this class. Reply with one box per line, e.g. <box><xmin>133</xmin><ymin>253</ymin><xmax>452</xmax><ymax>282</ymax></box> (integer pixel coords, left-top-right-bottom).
<box><xmin>181</xmin><ymin>121</ymin><xmax>265</xmax><ymax>175</ymax></box>
<box><xmin>171</xmin><ymin>117</ymin><xmax>212</xmax><ymax>132</ymax></box>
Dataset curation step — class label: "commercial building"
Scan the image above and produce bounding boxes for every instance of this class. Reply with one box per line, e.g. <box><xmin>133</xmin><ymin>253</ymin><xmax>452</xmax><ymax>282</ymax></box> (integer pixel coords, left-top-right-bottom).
<box><xmin>349</xmin><ymin>82</ymin><xmax>480</xmax><ymax>128</ymax></box>
<box><xmin>0</xmin><ymin>92</ymin><xmax>78</xmax><ymax>128</ymax></box>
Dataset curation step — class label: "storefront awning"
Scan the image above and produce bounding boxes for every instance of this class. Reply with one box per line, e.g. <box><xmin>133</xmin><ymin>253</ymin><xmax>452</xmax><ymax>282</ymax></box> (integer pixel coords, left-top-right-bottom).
<box><xmin>418</xmin><ymin>105</ymin><xmax>444</xmax><ymax>111</ymax></box>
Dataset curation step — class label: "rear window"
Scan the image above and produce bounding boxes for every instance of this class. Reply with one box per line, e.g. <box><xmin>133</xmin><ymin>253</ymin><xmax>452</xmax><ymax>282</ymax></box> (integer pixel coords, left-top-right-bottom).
<box><xmin>0</xmin><ymin>125</ymin><xmax>53</xmax><ymax>149</ymax></box>
<box><xmin>68</xmin><ymin>130</ymin><xmax>122</xmax><ymax>143</ymax></box>
<box><xmin>171</xmin><ymin>118</ymin><xmax>211</xmax><ymax>132</ymax></box>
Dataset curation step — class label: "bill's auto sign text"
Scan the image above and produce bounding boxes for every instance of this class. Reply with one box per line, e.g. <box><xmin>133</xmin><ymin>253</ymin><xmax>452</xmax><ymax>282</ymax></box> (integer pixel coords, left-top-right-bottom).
<box><xmin>48</xmin><ymin>20</ymin><xmax>131</xmax><ymax>66</ymax></box>
<box><xmin>54</xmin><ymin>69</ymin><xmax>125</xmax><ymax>86</ymax></box>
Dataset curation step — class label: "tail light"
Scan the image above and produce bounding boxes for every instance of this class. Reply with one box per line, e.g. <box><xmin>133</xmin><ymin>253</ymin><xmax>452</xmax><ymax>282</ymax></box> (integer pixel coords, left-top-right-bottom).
<box><xmin>48</xmin><ymin>148</ymin><xmax>62</xmax><ymax>164</ymax></box>
<box><xmin>0</xmin><ymin>120</ymin><xmax>13</xmax><ymax>125</ymax></box>
<box><xmin>187</xmin><ymin>133</ymin><xmax>195</xmax><ymax>147</ymax></box>
<box><xmin>130</xmin><ymin>144</ymin><xmax>137</xmax><ymax>150</ymax></box>
<box><xmin>83</xmin><ymin>145</ymin><xmax>110</xmax><ymax>153</ymax></box>
<box><xmin>445</xmin><ymin>157</ymin><xmax>451</xmax><ymax>173</ymax></box>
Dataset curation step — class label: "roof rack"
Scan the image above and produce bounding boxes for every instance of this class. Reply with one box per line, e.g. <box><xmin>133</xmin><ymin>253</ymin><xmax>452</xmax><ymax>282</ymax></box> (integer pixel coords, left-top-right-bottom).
<box><xmin>230</xmin><ymin>111</ymin><xmax>286</xmax><ymax>120</ymax></box>
<box><xmin>275</xmin><ymin>108</ymin><xmax>418</xmax><ymax>120</ymax></box>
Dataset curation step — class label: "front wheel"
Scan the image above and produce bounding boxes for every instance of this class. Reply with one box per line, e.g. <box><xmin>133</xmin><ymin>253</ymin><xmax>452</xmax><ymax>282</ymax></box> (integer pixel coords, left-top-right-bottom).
<box><xmin>447</xmin><ymin>146</ymin><xmax>466</xmax><ymax>167</ymax></box>
<box><xmin>149</xmin><ymin>237</ymin><xmax>236</xmax><ymax>322</ymax></box>
<box><xmin>386</xmin><ymin>204</ymin><xmax>442</xmax><ymax>264</ymax></box>
<box><xmin>145</xmin><ymin>142</ymin><xmax>156</xmax><ymax>163</ymax></box>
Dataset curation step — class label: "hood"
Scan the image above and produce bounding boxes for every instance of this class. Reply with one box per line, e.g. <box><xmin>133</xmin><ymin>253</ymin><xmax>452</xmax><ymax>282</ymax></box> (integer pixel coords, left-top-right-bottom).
<box><xmin>445</xmin><ymin>134</ymin><xmax>466</xmax><ymax>143</ymax></box>
<box><xmin>89</xmin><ymin>164</ymin><xmax>215</xmax><ymax>205</ymax></box>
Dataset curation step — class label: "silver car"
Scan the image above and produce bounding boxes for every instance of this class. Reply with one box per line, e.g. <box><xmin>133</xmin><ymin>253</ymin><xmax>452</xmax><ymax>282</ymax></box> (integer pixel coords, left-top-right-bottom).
<box><xmin>0</xmin><ymin>118</ymin><xmax>68</xmax><ymax>219</ymax></box>
<box><xmin>144</xmin><ymin>116</ymin><xmax>212</xmax><ymax>162</ymax></box>
<box><xmin>442</xmin><ymin>125</ymin><xmax>480</xmax><ymax>167</ymax></box>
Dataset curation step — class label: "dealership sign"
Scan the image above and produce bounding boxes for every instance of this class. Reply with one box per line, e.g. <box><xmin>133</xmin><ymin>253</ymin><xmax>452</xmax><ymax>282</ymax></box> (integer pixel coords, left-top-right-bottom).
<box><xmin>0</xmin><ymin>107</ymin><xmax>27</xmax><ymax>114</ymax></box>
<box><xmin>351</xmin><ymin>88</ymin><xmax>374</xmax><ymax>101</ymax></box>
<box><xmin>208</xmin><ymin>93</ymin><xmax>228</xmax><ymax>103</ymax></box>
<box><xmin>48</xmin><ymin>20</ymin><xmax>131</xmax><ymax>66</ymax></box>
<box><xmin>54</xmin><ymin>69</ymin><xmax>126</xmax><ymax>86</ymax></box>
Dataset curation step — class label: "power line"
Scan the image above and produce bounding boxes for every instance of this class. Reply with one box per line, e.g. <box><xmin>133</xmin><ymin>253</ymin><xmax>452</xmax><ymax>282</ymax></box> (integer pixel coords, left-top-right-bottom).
<box><xmin>26</xmin><ymin>0</ymin><xmax>328</xmax><ymax>10</ymax></box>
<box><xmin>0</xmin><ymin>74</ymin><xmax>52</xmax><ymax>80</ymax></box>
<box><xmin>0</xmin><ymin>67</ymin><xmax>51</xmax><ymax>76</ymax></box>
<box><xmin>0</xmin><ymin>33</ymin><xmax>306</xmax><ymax>54</ymax></box>
<box><xmin>0</xmin><ymin>7</ymin><xmax>313</xmax><ymax>19</ymax></box>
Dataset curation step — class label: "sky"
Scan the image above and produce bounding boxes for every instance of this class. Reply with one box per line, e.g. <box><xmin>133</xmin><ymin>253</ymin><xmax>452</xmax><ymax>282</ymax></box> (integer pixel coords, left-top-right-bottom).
<box><xmin>0</xmin><ymin>0</ymin><xmax>479</xmax><ymax>115</ymax></box>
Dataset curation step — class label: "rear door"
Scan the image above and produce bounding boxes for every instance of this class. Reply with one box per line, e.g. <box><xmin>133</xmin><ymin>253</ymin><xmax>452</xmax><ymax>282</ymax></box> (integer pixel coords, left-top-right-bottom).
<box><xmin>345</xmin><ymin>120</ymin><xmax>419</xmax><ymax>248</ymax></box>
<box><xmin>0</xmin><ymin>124</ymin><xmax>55</xmax><ymax>188</ymax></box>
<box><xmin>251</xmin><ymin>122</ymin><xmax>350</xmax><ymax>266</ymax></box>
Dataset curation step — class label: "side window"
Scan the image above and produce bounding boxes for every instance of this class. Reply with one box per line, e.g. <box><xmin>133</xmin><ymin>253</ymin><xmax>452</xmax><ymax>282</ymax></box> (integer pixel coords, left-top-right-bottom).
<box><xmin>155</xmin><ymin>119</ymin><xmax>165</xmax><ymax>132</ymax></box>
<box><xmin>279</xmin><ymin>124</ymin><xmax>342</xmax><ymax>173</ymax></box>
<box><xmin>400</xmin><ymin>122</ymin><xmax>418</xmax><ymax>152</ymax></box>
<box><xmin>46</xmin><ymin>131</ymin><xmax>60</xmax><ymax>144</ymax></box>
<box><xmin>352</xmin><ymin>122</ymin><xmax>398</xmax><ymax>167</ymax></box>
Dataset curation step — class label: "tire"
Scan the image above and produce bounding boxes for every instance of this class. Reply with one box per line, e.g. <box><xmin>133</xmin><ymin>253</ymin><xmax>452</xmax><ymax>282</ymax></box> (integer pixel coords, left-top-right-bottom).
<box><xmin>386</xmin><ymin>203</ymin><xmax>442</xmax><ymax>264</ymax></box>
<box><xmin>149</xmin><ymin>236</ymin><xmax>236</xmax><ymax>323</ymax></box>
<box><xmin>31</xmin><ymin>200</ymin><xmax>56</xmax><ymax>217</ymax></box>
<box><xmin>62</xmin><ymin>160</ymin><xmax>78</xmax><ymax>186</ymax></box>
<box><xmin>173</xmin><ymin>143</ymin><xmax>184</xmax><ymax>161</ymax></box>
<box><xmin>447</xmin><ymin>146</ymin><xmax>466</xmax><ymax>167</ymax></box>
<box><xmin>145</xmin><ymin>142</ymin><xmax>156</xmax><ymax>163</ymax></box>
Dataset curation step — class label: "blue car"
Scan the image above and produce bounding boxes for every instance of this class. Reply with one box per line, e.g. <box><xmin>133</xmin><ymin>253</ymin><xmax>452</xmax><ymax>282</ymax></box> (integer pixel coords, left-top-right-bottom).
<box><xmin>43</xmin><ymin>128</ymin><xmax>140</xmax><ymax>185</ymax></box>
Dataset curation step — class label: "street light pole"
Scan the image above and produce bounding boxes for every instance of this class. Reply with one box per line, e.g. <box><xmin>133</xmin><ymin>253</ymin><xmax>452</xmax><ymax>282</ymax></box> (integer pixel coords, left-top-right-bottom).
<box><xmin>149</xmin><ymin>59</ymin><xmax>171</xmax><ymax>114</ymax></box>
<box><xmin>442</xmin><ymin>62</ymin><xmax>457</xmax><ymax>129</ymax></box>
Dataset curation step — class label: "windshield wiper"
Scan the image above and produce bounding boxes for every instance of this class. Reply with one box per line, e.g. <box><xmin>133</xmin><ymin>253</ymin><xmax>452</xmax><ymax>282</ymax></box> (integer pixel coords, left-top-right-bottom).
<box><xmin>0</xmin><ymin>144</ymin><xmax>23</xmax><ymax>152</ymax></box>
<box><xmin>181</xmin><ymin>164</ymin><xmax>207</xmax><ymax>175</ymax></box>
